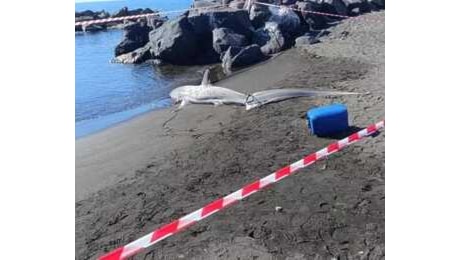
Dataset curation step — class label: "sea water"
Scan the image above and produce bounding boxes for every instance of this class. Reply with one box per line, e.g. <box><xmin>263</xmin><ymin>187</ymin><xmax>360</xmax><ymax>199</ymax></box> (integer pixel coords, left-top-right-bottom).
<box><xmin>75</xmin><ymin>0</ymin><xmax>199</xmax><ymax>138</ymax></box>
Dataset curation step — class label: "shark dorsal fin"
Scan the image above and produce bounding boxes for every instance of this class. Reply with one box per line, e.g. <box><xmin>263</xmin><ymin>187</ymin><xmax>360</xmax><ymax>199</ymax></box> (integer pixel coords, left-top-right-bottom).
<box><xmin>201</xmin><ymin>68</ymin><xmax>211</xmax><ymax>87</ymax></box>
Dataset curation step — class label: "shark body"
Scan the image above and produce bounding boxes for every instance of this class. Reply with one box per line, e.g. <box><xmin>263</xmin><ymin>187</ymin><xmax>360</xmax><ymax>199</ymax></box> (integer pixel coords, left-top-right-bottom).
<box><xmin>169</xmin><ymin>69</ymin><xmax>363</xmax><ymax>111</ymax></box>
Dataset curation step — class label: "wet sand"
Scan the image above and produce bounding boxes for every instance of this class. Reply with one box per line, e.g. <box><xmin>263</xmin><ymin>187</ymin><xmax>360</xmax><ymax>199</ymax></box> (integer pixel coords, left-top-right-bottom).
<box><xmin>76</xmin><ymin>11</ymin><xmax>384</xmax><ymax>260</ymax></box>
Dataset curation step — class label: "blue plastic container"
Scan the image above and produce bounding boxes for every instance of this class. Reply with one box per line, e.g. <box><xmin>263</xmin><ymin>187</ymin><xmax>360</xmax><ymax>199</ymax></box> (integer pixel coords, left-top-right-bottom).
<box><xmin>307</xmin><ymin>104</ymin><xmax>349</xmax><ymax>136</ymax></box>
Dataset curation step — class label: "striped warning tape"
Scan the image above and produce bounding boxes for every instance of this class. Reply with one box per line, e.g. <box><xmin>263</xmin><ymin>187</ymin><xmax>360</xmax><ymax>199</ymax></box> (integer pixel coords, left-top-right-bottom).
<box><xmin>98</xmin><ymin>120</ymin><xmax>385</xmax><ymax>260</ymax></box>
<box><xmin>253</xmin><ymin>1</ymin><xmax>351</xmax><ymax>19</ymax></box>
<box><xmin>75</xmin><ymin>4</ymin><xmax>226</xmax><ymax>27</ymax></box>
<box><xmin>75</xmin><ymin>13</ymin><xmax>157</xmax><ymax>27</ymax></box>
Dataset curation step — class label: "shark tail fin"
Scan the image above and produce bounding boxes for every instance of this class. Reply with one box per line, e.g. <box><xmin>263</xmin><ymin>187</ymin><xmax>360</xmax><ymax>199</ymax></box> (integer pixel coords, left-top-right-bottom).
<box><xmin>245</xmin><ymin>89</ymin><xmax>367</xmax><ymax>110</ymax></box>
<box><xmin>201</xmin><ymin>68</ymin><xmax>211</xmax><ymax>86</ymax></box>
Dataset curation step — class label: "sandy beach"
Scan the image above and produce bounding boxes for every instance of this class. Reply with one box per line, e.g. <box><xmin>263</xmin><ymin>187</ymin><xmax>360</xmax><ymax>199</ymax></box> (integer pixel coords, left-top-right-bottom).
<box><xmin>76</xmin><ymin>11</ymin><xmax>384</xmax><ymax>260</ymax></box>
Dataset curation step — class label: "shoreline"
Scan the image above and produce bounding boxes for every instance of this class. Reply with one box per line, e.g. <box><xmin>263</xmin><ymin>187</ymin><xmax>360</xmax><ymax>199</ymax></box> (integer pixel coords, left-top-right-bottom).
<box><xmin>75</xmin><ymin>98</ymin><xmax>171</xmax><ymax>139</ymax></box>
<box><xmin>75</xmin><ymin>51</ymin><xmax>284</xmax><ymax>140</ymax></box>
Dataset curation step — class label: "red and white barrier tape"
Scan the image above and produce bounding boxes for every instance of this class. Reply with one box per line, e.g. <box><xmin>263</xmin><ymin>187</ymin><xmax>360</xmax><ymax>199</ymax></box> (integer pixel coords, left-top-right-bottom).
<box><xmin>253</xmin><ymin>1</ymin><xmax>351</xmax><ymax>19</ymax></box>
<box><xmin>75</xmin><ymin>4</ymin><xmax>226</xmax><ymax>27</ymax></box>
<box><xmin>75</xmin><ymin>13</ymin><xmax>158</xmax><ymax>27</ymax></box>
<box><xmin>98</xmin><ymin>120</ymin><xmax>384</xmax><ymax>260</ymax></box>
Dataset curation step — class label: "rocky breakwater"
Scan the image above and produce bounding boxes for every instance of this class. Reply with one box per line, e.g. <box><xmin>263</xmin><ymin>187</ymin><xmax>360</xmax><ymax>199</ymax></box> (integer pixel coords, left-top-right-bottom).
<box><xmin>113</xmin><ymin>0</ymin><xmax>384</xmax><ymax>73</ymax></box>
<box><xmin>75</xmin><ymin>7</ymin><xmax>161</xmax><ymax>32</ymax></box>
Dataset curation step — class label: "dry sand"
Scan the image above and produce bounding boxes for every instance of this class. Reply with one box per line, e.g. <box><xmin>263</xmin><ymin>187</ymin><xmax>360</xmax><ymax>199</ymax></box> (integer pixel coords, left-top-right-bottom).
<box><xmin>76</xmin><ymin>11</ymin><xmax>384</xmax><ymax>259</ymax></box>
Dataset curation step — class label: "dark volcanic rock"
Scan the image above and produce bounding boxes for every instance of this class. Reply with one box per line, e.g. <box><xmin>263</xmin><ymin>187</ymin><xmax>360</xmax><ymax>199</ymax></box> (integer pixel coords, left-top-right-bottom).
<box><xmin>306</xmin><ymin>0</ymin><xmax>348</xmax><ymax>16</ymax></box>
<box><xmin>130</xmin><ymin>8</ymin><xmax>155</xmax><ymax>15</ymax></box>
<box><xmin>253</xmin><ymin>22</ymin><xmax>286</xmax><ymax>55</ymax></box>
<box><xmin>186</xmin><ymin>9</ymin><xmax>254</xmax><ymax>64</ymax></box>
<box><xmin>102</xmin><ymin>0</ymin><xmax>384</xmax><ymax>66</ymax></box>
<box><xmin>75</xmin><ymin>9</ymin><xmax>110</xmax><ymax>20</ymax></box>
<box><xmin>194</xmin><ymin>0</ymin><xmax>225</xmax><ymax>8</ymax></box>
<box><xmin>222</xmin><ymin>44</ymin><xmax>267</xmax><ymax>74</ymax></box>
<box><xmin>342</xmin><ymin>0</ymin><xmax>372</xmax><ymax>15</ymax></box>
<box><xmin>84</xmin><ymin>24</ymin><xmax>107</xmax><ymax>32</ymax></box>
<box><xmin>125</xmin><ymin>22</ymin><xmax>152</xmax><ymax>39</ymax></box>
<box><xmin>140</xmin><ymin>8</ymin><xmax>155</xmax><ymax>14</ymax></box>
<box><xmin>195</xmin><ymin>48</ymin><xmax>222</xmax><ymax>65</ymax></box>
<box><xmin>97</xmin><ymin>11</ymin><xmax>110</xmax><ymax>19</ymax></box>
<box><xmin>112</xmin><ymin>7</ymin><xmax>155</xmax><ymax>17</ymax></box>
<box><xmin>149</xmin><ymin>15</ymin><xmax>199</xmax><ymax>65</ymax></box>
<box><xmin>115</xmin><ymin>40</ymin><xmax>143</xmax><ymax>56</ymax></box>
<box><xmin>302</xmin><ymin>0</ymin><xmax>377</xmax><ymax>17</ymax></box>
<box><xmin>281</xmin><ymin>0</ymin><xmax>297</xmax><ymax>5</ymax></box>
<box><xmin>112</xmin><ymin>7</ymin><xmax>129</xmax><ymax>17</ymax></box>
<box><xmin>249</xmin><ymin>3</ymin><xmax>271</xmax><ymax>28</ymax></box>
<box><xmin>212</xmin><ymin>28</ymin><xmax>248</xmax><ymax>54</ymax></box>
<box><xmin>296</xmin><ymin>1</ymin><xmax>329</xmax><ymax>29</ymax></box>
<box><xmin>113</xmin><ymin>44</ymin><xmax>152</xmax><ymax>64</ymax></box>
<box><xmin>267</xmin><ymin>5</ymin><xmax>301</xmax><ymax>38</ymax></box>
<box><xmin>75</xmin><ymin>10</ymin><xmax>95</xmax><ymax>18</ymax></box>
<box><xmin>188</xmin><ymin>9</ymin><xmax>254</xmax><ymax>38</ymax></box>
<box><xmin>115</xmin><ymin>22</ymin><xmax>152</xmax><ymax>56</ymax></box>
<box><xmin>230</xmin><ymin>45</ymin><xmax>266</xmax><ymax>67</ymax></box>
<box><xmin>368</xmin><ymin>0</ymin><xmax>385</xmax><ymax>9</ymax></box>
